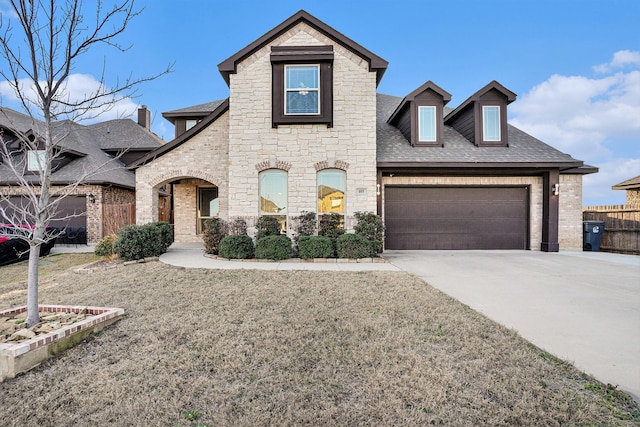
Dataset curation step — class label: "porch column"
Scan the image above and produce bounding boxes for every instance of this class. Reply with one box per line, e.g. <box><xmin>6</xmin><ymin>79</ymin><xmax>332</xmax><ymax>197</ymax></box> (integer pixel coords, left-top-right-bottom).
<box><xmin>541</xmin><ymin>169</ymin><xmax>560</xmax><ymax>252</ymax></box>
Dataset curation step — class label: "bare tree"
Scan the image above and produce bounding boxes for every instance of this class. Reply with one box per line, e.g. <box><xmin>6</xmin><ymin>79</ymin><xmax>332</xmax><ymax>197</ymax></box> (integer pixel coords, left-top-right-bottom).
<box><xmin>0</xmin><ymin>0</ymin><xmax>171</xmax><ymax>327</ymax></box>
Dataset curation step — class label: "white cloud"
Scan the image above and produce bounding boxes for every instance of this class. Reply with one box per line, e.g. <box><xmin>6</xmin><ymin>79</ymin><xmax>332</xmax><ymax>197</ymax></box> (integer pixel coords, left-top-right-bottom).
<box><xmin>0</xmin><ymin>73</ymin><xmax>139</xmax><ymax>122</ymax></box>
<box><xmin>594</xmin><ymin>50</ymin><xmax>640</xmax><ymax>73</ymax></box>
<box><xmin>510</xmin><ymin>50</ymin><xmax>640</xmax><ymax>205</ymax></box>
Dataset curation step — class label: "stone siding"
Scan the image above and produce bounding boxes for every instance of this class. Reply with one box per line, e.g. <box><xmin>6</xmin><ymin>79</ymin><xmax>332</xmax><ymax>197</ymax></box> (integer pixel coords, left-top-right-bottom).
<box><xmin>627</xmin><ymin>189</ymin><xmax>640</xmax><ymax>206</ymax></box>
<box><xmin>227</xmin><ymin>23</ymin><xmax>378</xmax><ymax>234</ymax></box>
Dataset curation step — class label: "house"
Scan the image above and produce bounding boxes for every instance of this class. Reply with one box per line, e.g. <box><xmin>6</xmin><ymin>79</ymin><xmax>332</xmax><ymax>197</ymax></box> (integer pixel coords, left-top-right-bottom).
<box><xmin>612</xmin><ymin>175</ymin><xmax>640</xmax><ymax>206</ymax></box>
<box><xmin>130</xmin><ymin>10</ymin><xmax>595</xmax><ymax>252</ymax></box>
<box><xmin>0</xmin><ymin>106</ymin><xmax>163</xmax><ymax>243</ymax></box>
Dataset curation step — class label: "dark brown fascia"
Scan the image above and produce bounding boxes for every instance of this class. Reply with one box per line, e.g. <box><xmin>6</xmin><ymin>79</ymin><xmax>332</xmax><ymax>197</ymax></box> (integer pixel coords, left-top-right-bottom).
<box><xmin>0</xmin><ymin>179</ymin><xmax>134</xmax><ymax>191</ymax></box>
<box><xmin>377</xmin><ymin>161</ymin><xmax>584</xmax><ymax>171</ymax></box>
<box><xmin>387</xmin><ymin>80</ymin><xmax>452</xmax><ymax>125</ymax></box>
<box><xmin>128</xmin><ymin>99</ymin><xmax>230</xmax><ymax>170</ymax></box>
<box><xmin>217</xmin><ymin>9</ymin><xmax>388</xmax><ymax>87</ymax></box>
<box><xmin>161</xmin><ymin>110</ymin><xmax>212</xmax><ymax>125</ymax></box>
<box><xmin>612</xmin><ymin>175</ymin><xmax>640</xmax><ymax>190</ymax></box>
<box><xmin>444</xmin><ymin>80</ymin><xmax>517</xmax><ymax>123</ymax></box>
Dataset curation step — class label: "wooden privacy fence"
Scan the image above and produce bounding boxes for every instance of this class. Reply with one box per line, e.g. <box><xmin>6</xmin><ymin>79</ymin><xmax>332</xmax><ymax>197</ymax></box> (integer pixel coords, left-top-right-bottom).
<box><xmin>583</xmin><ymin>205</ymin><xmax>640</xmax><ymax>254</ymax></box>
<box><xmin>102</xmin><ymin>203</ymin><xmax>136</xmax><ymax>237</ymax></box>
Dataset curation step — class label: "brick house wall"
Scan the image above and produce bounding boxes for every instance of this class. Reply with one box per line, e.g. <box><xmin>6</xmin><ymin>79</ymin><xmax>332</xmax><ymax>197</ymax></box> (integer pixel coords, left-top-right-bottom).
<box><xmin>135</xmin><ymin>113</ymin><xmax>229</xmax><ymax>243</ymax></box>
<box><xmin>558</xmin><ymin>174</ymin><xmax>583</xmax><ymax>249</ymax></box>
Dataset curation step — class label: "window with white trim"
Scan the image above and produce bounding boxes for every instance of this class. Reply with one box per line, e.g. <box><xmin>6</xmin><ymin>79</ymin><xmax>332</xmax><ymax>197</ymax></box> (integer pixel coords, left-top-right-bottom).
<box><xmin>27</xmin><ymin>150</ymin><xmax>46</xmax><ymax>172</ymax></box>
<box><xmin>418</xmin><ymin>106</ymin><xmax>437</xmax><ymax>142</ymax></box>
<box><xmin>285</xmin><ymin>65</ymin><xmax>320</xmax><ymax>115</ymax></box>
<box><xmin>482</xmin><ymin>106</ymin><xmax>501</xmax><ymax>141</ymax></box>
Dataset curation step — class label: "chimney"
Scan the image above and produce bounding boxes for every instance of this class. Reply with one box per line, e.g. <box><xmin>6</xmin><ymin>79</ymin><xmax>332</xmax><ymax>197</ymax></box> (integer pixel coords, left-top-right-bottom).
<box><xmin>138</xmin><ymin>105</ymin><xmax>151</xmax><ymax>130</ymax></box>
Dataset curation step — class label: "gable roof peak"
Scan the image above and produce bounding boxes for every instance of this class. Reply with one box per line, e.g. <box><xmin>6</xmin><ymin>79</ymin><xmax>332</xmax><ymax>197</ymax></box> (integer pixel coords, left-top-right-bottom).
<box><xmin>472</xmin><ymin>80</ymin><xmax>517</xmax><ymax>102</ymax></box>
<box><xmin>217</xmin><ymin>10</ymin><xmax>388</xmax><ymax>86</ymax></box>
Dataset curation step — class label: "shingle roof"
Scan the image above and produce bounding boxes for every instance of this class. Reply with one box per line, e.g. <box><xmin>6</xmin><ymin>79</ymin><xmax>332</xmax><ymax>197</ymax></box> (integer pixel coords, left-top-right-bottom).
<box><xmin>377</xmin><ymin>94</ymin><xmax>584</xmax><ymax>168</ymax></box>
<box><xmin>162</xmin><ymin>99</ymin><xmax>225</xmax><ymax>121</ymax></box>
<box><xmin>0</xmin><ymin>107</ymin><xmax>162</xmax><ymax>189</ymax></box>
<box><xmin>612</xmin><ymin>175</ymin><xmax>640</xmax><ymax>190</ymax></box>
<box><xmin>89</xmin><ymin>119</ymin><xmax>164</xmax><ymax>151</ymax></box>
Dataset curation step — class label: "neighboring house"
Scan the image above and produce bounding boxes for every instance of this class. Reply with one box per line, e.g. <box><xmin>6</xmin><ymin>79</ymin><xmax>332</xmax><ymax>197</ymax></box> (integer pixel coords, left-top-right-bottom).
<box><xmin>0</xmin><ymin>106</ymin><xmax>163</xmax><ymax>243</ymax></box>
<box><xmin>612</xmin><ymin>175</ymin><xmax>640</xmax><ymax>206</ymax></box>
<box><xmin>130</xmin><ymin>10</ymin><xmax>595</xmax><ymax>251</ymax></box>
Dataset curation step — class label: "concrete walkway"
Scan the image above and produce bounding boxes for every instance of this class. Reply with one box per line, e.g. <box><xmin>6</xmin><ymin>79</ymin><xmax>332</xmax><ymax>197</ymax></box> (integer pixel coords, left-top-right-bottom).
<box><xmin>159</xmin><ymin>242</ymin><xmax>401</xmax><ymax>272</ymax></box>
<box><xmin>384</xmin><ymin>250</ymin><xmax>640</xmax><ymax>401</ymax></box>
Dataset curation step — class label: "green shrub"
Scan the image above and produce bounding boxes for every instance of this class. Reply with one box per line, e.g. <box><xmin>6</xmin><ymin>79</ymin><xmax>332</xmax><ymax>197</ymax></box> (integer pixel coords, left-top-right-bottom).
<box><xmin>354</xmin><ymin>211</ymin><xmax>385</xmax><ymax>254</ymax></box>
<box><xmin>297</xmin><ymin>235</ymin><xmax>333</xmax><ymax>259</ymax></box>
<box><xmin>147</xmin><ymin>221</ymin><xmax>174</xmax><ymax>251</ymax></box>
<box><xmin>255</xmin><ymin>235</ymin><xmax>292</xmax><ymax>261</ymax></box>
<box><xmin>94</xmin><ymin>234</ymin><xmax>117</xmax><ymax>257</ymax></box>
<box><xmin>255</xmin><ymin>216</ymin><xmax>281</xmax><ymax>240</ymax></box>
<box><xmin>114</xmin><ymin>222</ymin><xmax>173</xmax><ymax>261</ymax></box>
<box><xmin>219</xmin><ymin>235</ymin><xmax>254</xmax><ymax>259</ymax></box>
<box><xmin>228</xmin><ymin>218</ymin><xmax>248</xmax><ymax>236</ymax></box>
<box><xmin>293</xmin><ymin>211</ymin><xmax>317</xmax><ymax>246</ymax></box>
<box><xmin>337</xmin><ymin>233</ymin><xmax>372</xmax><ymax>259</ymax></box>
<box><xmin>318</xmin><ymin>213</ymin><xmax>345</xmax><ymax>256</ymax></box>
<box><xmin>203</xmin><ymin>218</ymin><xmax>227</xmax><ymax>255</ymax></box>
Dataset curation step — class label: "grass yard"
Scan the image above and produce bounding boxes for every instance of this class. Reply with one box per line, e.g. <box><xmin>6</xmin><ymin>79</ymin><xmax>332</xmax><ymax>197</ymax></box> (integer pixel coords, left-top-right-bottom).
<box><xmin>0</xmin><ymin>258</ymin><xmax>638</xmax><ymax>426</ymax></box>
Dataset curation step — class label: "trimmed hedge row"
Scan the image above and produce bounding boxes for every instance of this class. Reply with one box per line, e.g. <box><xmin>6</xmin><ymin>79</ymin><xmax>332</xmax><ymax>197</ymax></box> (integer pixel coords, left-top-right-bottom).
<box><xmin>203</xmin><ymin>211</ymin><xmax>384</xmax><ymax>260</ymax></box>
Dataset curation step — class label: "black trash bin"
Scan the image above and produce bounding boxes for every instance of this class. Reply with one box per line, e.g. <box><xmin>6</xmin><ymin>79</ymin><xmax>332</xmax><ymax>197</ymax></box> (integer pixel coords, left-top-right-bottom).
<box><xmin>583</xmin><ymin>220</ymin><xmax>605</xmax><ymax>251</ymax></box>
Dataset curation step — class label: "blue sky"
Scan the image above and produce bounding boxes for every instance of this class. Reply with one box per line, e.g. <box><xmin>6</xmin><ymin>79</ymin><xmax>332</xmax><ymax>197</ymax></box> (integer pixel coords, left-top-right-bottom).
<box><xmin>0</xmin><ymin>0</ymin><xmax>639</xmax><ymax>205</ymax></box>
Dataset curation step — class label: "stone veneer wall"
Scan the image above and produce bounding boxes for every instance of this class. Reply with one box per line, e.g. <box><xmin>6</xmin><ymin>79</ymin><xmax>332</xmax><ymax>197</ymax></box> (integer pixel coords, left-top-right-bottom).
<box><xmin>627</xmin><ymin>189</ymin><xmax>640</xmax><ymax>206</ymax></box>
<box><xmin>135</xmin><ymin>113</ymin><xmax>229</xmax><ymax>243</ymax></box>
<box><xmin>227</xmin><ymin>23</ymin><xmax>378</xmax><ymax>234</ymax></box>
<box><xmin>558</xmin><ymin>174</ymin><xmax>583</xmax><ymax>250</ymax></box>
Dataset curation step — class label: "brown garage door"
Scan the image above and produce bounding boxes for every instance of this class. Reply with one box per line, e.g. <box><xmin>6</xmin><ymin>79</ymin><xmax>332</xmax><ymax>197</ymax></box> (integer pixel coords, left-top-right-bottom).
<box><xmin>384</xmin><ymin>186</ymin><xmax>528</xmax><ymax>250</ymax></box>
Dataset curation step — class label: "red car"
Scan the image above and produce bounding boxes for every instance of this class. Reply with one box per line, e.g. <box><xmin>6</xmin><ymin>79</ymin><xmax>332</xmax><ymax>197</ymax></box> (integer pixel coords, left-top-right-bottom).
<box><xmin>0</xmin><ymin>225</ymin><xmax>56</xmax><ymax>267</ymax></box>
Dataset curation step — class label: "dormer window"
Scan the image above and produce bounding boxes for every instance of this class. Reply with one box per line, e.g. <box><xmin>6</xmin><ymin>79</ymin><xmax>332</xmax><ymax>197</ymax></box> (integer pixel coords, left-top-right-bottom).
<box><xmin>418</xmin><ymin>106</ymin><xmax>437</xmax><ymax>142</ymax></box>
<box><xmin>482</xmin><ymin>106</ymin><xmax>501</xmax><ymax>141</ymax></box>
<box><xmin>271</xmin><ymin>46</ymin><xmax>333</xmax><ymax>127</ymax></box>
<box><xmin>285</xmin><ymin>65</ymin><xmax>320</xmax><ymax>115</ymax></box>
<box><xmin>387</xmin><ymin>80</ymin><xmax>451</xmax><ymax>147</ymax></box>
<box><xmin>185</xmin><ymin>119</ymin><xmax>199</xmax><ymax>131</ymax></box>
<box><xmin>444</xmin><ymin>81</ymin><xmax>516</xmax><ymax>147</ymax></box>
<box><xmin>27</xmin><ymin>150</ymin><xmax>46</xmax><ymax>172</ymax></box>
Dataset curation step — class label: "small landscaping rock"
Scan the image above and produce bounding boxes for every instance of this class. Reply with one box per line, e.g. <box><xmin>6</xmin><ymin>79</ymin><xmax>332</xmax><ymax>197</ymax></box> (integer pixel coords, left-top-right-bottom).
<box><xmin>10</xmin><ymin>328</ymin><xmax>36</xmax><ymax>341</ymax></box>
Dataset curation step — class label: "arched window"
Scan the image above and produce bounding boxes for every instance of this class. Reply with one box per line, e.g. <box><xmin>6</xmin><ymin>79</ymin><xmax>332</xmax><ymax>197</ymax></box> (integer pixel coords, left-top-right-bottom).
<box><xmin>317</xmin><ymin>169</ymin><xmax>345</xmax><ymax>219</ymax></box>
<box><xmin>259</xmin><ymin>169</ymin><xmax>287</xmax><ymax>230</ymax></box>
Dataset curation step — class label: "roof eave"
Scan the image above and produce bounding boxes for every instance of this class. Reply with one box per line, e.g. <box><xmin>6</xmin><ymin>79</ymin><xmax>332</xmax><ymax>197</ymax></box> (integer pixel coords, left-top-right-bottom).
<box><xmin>218</xmin><ymin>10</ymin><xmax>388</xmax><ymax>87</ymax></box>
<box><xmin>128</xmin><ymin>99</ymin><xmax>230</xmax><ymax>169</ymax></box>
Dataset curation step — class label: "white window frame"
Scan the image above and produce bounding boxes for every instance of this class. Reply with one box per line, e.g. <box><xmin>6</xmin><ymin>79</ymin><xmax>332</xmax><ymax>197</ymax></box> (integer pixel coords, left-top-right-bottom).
<box><xmin>482</xmin><ymin>105</ymin><xmax>501</xmax><ymax>141</ymax></box>
<box><xmin>317</xmin><ymin>169</ymin><xmax>346</xmax><ymax>216</ymax></box>
<box><xmin>185</xmin><ymin>119</ymin><xmax>199</xmax><ymax>131</ymax></box>
<box><xmin>418</xmin><ymin>106</ymin><xmax>437</xmax><ymax>142</ymax></box>
<box><xmin>27</xmin><ymin>150</ymin><xmax>46</xmax><ymax>172</ymax></box>
<box><xmin>284</xmin><ymin>64</ymin><xmax>320</xmax><ymax>115</ymax></box>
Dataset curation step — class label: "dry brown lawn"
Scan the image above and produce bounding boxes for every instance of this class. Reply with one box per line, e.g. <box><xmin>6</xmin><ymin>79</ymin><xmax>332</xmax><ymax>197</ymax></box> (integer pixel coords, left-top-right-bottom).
<box><xmin>1</xmin><ymin>257</ymin><xmax>638</xmax><ymax>426</ymax></box>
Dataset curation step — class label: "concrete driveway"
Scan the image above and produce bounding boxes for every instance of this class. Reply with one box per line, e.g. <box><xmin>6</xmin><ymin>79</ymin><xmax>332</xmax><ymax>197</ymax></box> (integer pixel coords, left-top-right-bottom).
<box><xmin>384</xmin><ymin>250</ymin><xmax>640</xmax><ymax>401</ymax></box>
